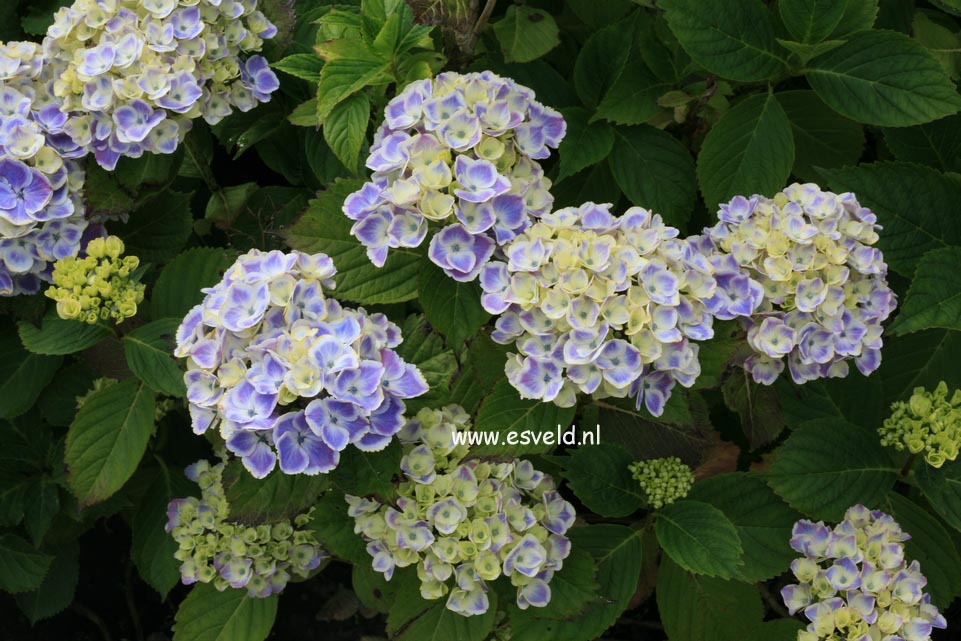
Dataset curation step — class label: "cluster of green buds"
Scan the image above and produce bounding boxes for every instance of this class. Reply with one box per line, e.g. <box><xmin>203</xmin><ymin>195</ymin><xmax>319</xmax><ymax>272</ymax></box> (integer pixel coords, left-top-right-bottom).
<box><xmin>165</xmin><ymin>456</ymin><xmax>326</xmax><ymax>598</ymax></box>
<box><xmin>879</xmin><ymin>382</ymin><xmax>961</xmax><ymax>468</ymax></box>
<box><xmin>45</xmin><ymin>235</ymin><xmax>144</xmax><ymax>324</ymax></box>
<box><xmin>628</xmin><ymin>456</ymin><xmax>695</xmax><ymax>509</ymax></box>
<box><xmin>346</xmin><ymin>405</ymin><xmax>576</xmax><ymax>616</ymax></box>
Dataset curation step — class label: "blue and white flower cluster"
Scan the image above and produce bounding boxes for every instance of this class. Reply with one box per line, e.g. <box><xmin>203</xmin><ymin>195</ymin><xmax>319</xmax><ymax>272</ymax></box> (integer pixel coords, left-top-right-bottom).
<box><xmin>478</xmin><ymin>202</ymin><xmax>761</xmax><ymax>416</ymax></box>
<box><xmin>781</xmin><ymin>505</ymin><xmax>946</xmax><ymax>641</ymax></box>
<box><xmin>343</xmin><ymin>71</ymin><xmax>564</xmax><ymax>282</ymax></box>
<box><xmin>705</xmin><ymin>185</ymin><xmax>896</xmax><ymax>385</ymax></box>
<box><xmin>347</xmin><ymin>405</ymin><xmax>575</xmax><ymax>616</ymax></box>
<box><xmin>174</xmin><ymin>249</ymin><xmax>429</xmax><ymax>479</ymax></box>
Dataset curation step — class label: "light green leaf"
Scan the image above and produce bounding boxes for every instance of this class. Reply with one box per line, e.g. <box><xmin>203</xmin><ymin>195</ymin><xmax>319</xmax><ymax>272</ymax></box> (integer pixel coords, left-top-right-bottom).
<box><xmin>779</xmin><ymin>0</ymin><xmax>846</xmax><ymax>43</ymax></box>
<box><xmin>173</xmin><ymin>583</ymin><xmax>278</xmax><ymax>641</ymax></box>
<box><xmin>656</xmin><ymin>557</ymin><xmax>764</xmax><ymax>641</ymax></box>
<box><xmin>316</xmin><ymin>55</ymin><xmax>389</xmax><ymax>124</ymax></box>
<box><xmin>767</xmin><ymin>418</ymin><xmax>898</xmax><ymax>521</ymax></box>
<box><xmin>0</xmin><ymin>533</ymin><xmax>53</xmax><ymax>594</ymax></box>
<box><xmin>688</xmin><ymin>473</ymin><xmax>801</xmax><ymax>582</ymax></box>
<box><xmin>471</xmin><ymin>379</ymin><xmax>576</xmax><ymax>457</ymax></box>
<box><xmin>776</xmin><ymin>90</ymin><xmax>864</xmax><ymax>182</ymax></box>
<box><xmin>289</xmin><ymin>98</ymin><xmax>319</xmax><ymax>127</ymax></box>
<box><xmin>884</xmin><ymin>114</ymin><xmax>961</xmax><ymax>172</ymax></box>
<box><xmin>273</xmin><ymin>53</ymin><xmax>324</xmax><ymax>81</ymax></box>
<box><xmin>697</xmin><ymin>92</ymin><xmax>795</xmax><ymax>211</ymax></box>
<box><xmin>418</xmin><ymin>261</ymin><xmax>490</xmax><ymax>347</ymax></box>
<box><xmin>557</xmin><ymin>108</ymin><xmax>614</xmax><ymax>182</ymax></box>
<box><xmin>323</xmin><ymin>90</ymin><xmax>369</xmax><ymax>172</ymax></box>
<box><xmin>660</xmin><ymin>0</ymin><xmax>786</xmax><ymax>82</ymax></box>
<box><xmin>65</xmin><ymin>379</ymin><xmax>156</xmax><ymax>505</ymax></box>
<box><xmin>492</xmin><ymin>5</ymin><xmax>559</xmax><ymax>64</ymax></box>
<box><xmin>609</xmin><ymin>125</ymin><xmax>697</xmax><ymax>227</ymax></box>
<box><xmin>827</xmin><ymin>162</ymin><xmax>961</xmax><ymax>277</ymax></box>
<box><xmin>286</xmin><ymin>179</ymin><xmax>421</xmax><ymax>304</ymax></box>
<box><xmin>151</xmin><ymin>248</ymin><xmax>237</xmax><ymax>320</ymax></box>
<box><xmin>0</xmin><ymin>332</ymin><xmax>61</xmax><ymax>420</ymax></box>
<box><xmin>806</xmin><ymin>30</ymin><xmax>961</xmax><ymax>127</ymax></box>
<box><xmin>18</xmin><ymin>314</ymin><xmax>111</xmax><ymax>356</ymax></box>
<box><xmin>561</xmin><ymin>443</ymin><xmax>644</xmax><ymax>518</ymax></box>
<box><xmin>14</xmin><ymin>543</ymin><xmax>78</xmax><ymax>624</ymax></box>
<box><xmin>123</xmin><ymin>319</ymin><xmax>186</xmax><ymax>397</ymax></box>
<box><xmin>890</xmin><ymin>247</ymin><xmax>961</xmax><ymax>334</ymax></box>
<box><xmin>656</xmin><ymin>500</ymin><xmax>743</xmax><ymax>578</ymax></box>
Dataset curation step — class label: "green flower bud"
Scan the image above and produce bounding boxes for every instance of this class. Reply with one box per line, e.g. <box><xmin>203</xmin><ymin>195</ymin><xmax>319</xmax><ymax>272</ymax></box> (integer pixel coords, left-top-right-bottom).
<box><xmin>628</xmin><ymin>456</ymin><xmax>695</xmax><ymax>510</ymax></box>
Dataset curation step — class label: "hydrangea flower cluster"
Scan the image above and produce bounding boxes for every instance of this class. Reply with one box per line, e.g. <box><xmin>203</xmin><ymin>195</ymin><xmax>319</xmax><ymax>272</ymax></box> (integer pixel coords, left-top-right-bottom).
<box><xmin>628</xmin><ymin>456</ymin><xmax>694</xmax><ymax>510</ymax></box>
<box><xmin>346</xmin><ymin>405</ymin><xmax>576</xmax><ymax>616</ymax></box>
<box><xmin>781</xmin><ymin>505</ymin><xmax>946</xmax><ymax>641</ymax></box>
<box><xmin>479</xmin><ymin>202</ymin><xmax>760</xmax><ymax>415</ymax></box>
<box><xmin>0</xmin><ymin>41</ymin><xmax>88</xmax><ymax>296</ymax></box>
<box><xmin>174</xmin><ymin>249</ymin><xmax>429</xmax><ymax>479</ymax></box>
<box><xmin>43</xmin><ymin>0</ymin><xmax>280</xmax><ymax>170</ymax></box>
<box><xmin>165</xmin><ymin>456</ymin><xmax>326</xmax><ymax>597</ymax></box>
<box><xmin>45</xmin><ymin>234</ymin><xmax>144</xmax><ymax>323</ymax></box>
<box><xmin>343</xmin><ymin>71</ymin><xmax>564</xmax><ymax>281</ymax></box>
<box><xmin>704</xmin><ymin>184</ymin><xmax>897</xmax><ymax>386</ymax></box>
<box><xmin>879</xmin><ymin>382</ymin><xmax>961</xmax><ymax>469</ymax></box>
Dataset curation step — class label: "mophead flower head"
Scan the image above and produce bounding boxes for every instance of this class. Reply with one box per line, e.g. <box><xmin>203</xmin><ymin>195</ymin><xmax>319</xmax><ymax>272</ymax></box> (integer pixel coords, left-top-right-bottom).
<box><xmin>880</xmin><ymin>382</ymin><xmax>961</xmax><ymax>468</ymax></box>
<box><xmin>705</xmin><ymin>184</ymin><xmax>897</xmax><ymax>386</ymax></box>
<box><xmin>479</xmin><ymin>202</ymin><xmax>760</xmax><ymax>415</ymax></box>
<box><xmin>165</xmin><ymin>455</ymin><xmax>327</xmax><ymax>597</ymax></box>
<box><xmin>781</xmin><ymin>505</ymin><xmax>946</xmax><ymax>641</ymax></box>
<box><xmin>45</xmin><ymin>234</ymin><xmax>144</xmax><ymax>323</ymax></box>
<box><xmin>347</xmin><ymin>405</ymin><xmax>576</xmax><ymax>616</ymax></box>
<box><xmin>174</xmin><ymin>249</ymin><xmax>429</xmax><ymax>479</ymax></box>
<box><xmin>628</xmin><ymin>456</ymin><xmax>694</xmax><ymax>509</ymax></box>
<box><xmin>343</xmin><ymin>71</ymin><xmax>565</xmax><ymax>281</ymax></box>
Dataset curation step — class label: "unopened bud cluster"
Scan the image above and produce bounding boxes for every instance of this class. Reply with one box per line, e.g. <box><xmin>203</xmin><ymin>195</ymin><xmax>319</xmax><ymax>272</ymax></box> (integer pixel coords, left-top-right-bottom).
<box><xmin>628</xmin><ymin>456</ymin><xmax>694</xmax><ymax>509</ymax></box>
<box><xmin>879</xmin><ymin>382</ymin><xmax>961</xmax><ymax>468</ymax></box>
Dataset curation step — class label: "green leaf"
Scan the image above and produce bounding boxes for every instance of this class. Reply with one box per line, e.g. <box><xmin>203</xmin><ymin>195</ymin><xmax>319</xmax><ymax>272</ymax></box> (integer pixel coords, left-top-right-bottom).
<box><xmin>173</xmin><ymin>583</ymin><xmax>278</xmax><ymax>641</ymax></box>
<box><xmin>656</xmin><ymin>557</ymin><xmax>764</xmax><ymax>641</ymax></box>
<box><xmin>779</xmin><ymin>0</ymin><xmax>847</xmax><ymax>43</ymax></box>
<box><xmin>395</xmin><ymin>597</ymin><xmax>497</xmax><ymax>641</ymax></box>
<box><xmin>806</xmin><ymin>30</ymin><xmax>961</xmax><ymax>127</ymax></box>
<box><xmin>656</xmin><ymin>499</ymin><xmax>743</xmax><ymax>578</ymax></box>
<box><xmin>884</xmin><ymin>492</ymin><xmax>961</xmax><ymax>607</ymax></box>
<box><xmin>131</xmin><ymin>468</ymin><xmax>192</xmax><ymax>599</ymax></box>
<box><xmin>323</xmin><ymin>90</ymin><xmax>369</xmax><ymax>172</ymax></box>
<box><xmin>286</xmin><ymin>180</ymin><xmax>421</xmax><ymax>304</ymax></box>
<box><xmin>24</xmin><ymin>480</ymin><xmax>59</xmax><ymax>545</ymax></box>
<box><xmin>123</xmin><ymin>319</ymin><xmax>186</xmax><ymax>397</ymax></box>
<box><xmin>418</xmin><ymin>261</ymin><xmax>490</xmax><ymax>347</ymax></box>
<box><xmin>14</xmin><ymin>542</ymin><xmax>78</xmax><ymax>624</ymax></box>
<box><xmin>687</xmin><ymin>473</ymin><xmax>801</xmax><ymax>582</ymax></box>
<box><xmin>115</xmin><ymin>149</ymin><xmax>184</xmax><ymax>191</ymax></box>
<box><xmin>776</xmin><ymin>90</ymin><xmax>864</xmax><ymax>183</ymax></box>
<box><xmin>65</xmin><ymin>379</ymin><xmax>156</xmax><ymax>505</ymax></box>
<box><xmin>828</xmin><ymin>0</ymin><xmax>878</xmax><ymax>38</ymax></box>
<box><xmin>697</xmin><ymin>92</ymin><xmax>795</xmax><ymax>211</ymax></box>
<box><xmin>593</xmin><ymin>24</ymin><xmax>669</xmax><ymax>126</ymax></box>
<box><xmin>20</xmin><ymin>0</ymin><xmax>71</xmax><ymax>36</ymax></box>
<box><xmin>0</xmin><ymin>533</ymin><xmax>53</xmax><ymax>594</ymax></box>
<box><xmin>917</xmin><ymin>458</ymin><xmax>961</xmax><ymax>533</ymax></box>
<box><xmin>557</xmin><ymin>108</ymin><xmax>614</xmax><ymax>182</ymax></box>
<box><xmin>113</xmin><ymin>190</ymin><xmax>195</xmax><ymax>263</ymax></box>
<box><xmin>775</xmin><ymin>374</ymin><xmax>883</xmax><ymax>431</ymax></box>
<box><xmin>883</xmin><ymin>114</ymin><xmax>961</xmax><ymax>172</ymax></box>
<box><xmin>890</xmin><ymin>247</ymin><xmax>961</xmax><ymax>334</ymax></box>
<box><xmin>273</xmin><ymin>53</ymin><xmax>324</xmax><ymax>82</ymax></box>
<box><xmin>289</xmin><ymin>98</ymin><xmax>319</xmax><ymax>127</ymax></box>
<box><xmin>329</xmin><ymin>441</ymin><xmax>400</xmax><ymax>501</ymax></box>
<box><xmin>776</xmin><ymin>38</ymin><xmax>845</xmax><ymax>63</ymax></box>
<box><xmin>0</xmin><ymin>332</ymin><xmax>61</xmax><ymax>420</ymax></box>
<box><xmin>311</xmin><ymin>491</ymin><xmax>369</xmax><ymax>564</ymax></box>
<box><xmin>722</xmin><ymin>371</ymin><xmax>787</xmax><ymax>450</ymax></box>
<box><xmin>826</xmin><ymin>162</ymin><xmax>961</xmax><ymax>277</ymax></box>
<box><xmin>492</xmin><ymin>5</ymin><xmax>560</xmax><ymax>64</ymax></box>
<box><xmin>470</xmin><ymin>379</ymin><xmax>576</xmax><ymax>457</ymax></box>
<box><xmin>767</xmin><ymin>418</ymin><xmax>898</xmax><ymax>520</ymax></box>
<box><xmin>316</xmin><ymin>55</ymin><xmax>389</xmax><ymax>124</ymax></box>
<box><xmin>393</xmin><ymin>315</ymin><xmax>457</xmax><ymax>414</ymax></box>
<box><xmin>151</xmin><ymin>248</ymin><xmax>237</xmax><ymax>319</ymax></box>
<box><xmin>223</xmin><ymin>463</ymin><xmax>327</xmax><ymax>524</ymax></box>
<box><xmin>17</xmin><ymin>314</ymin><xmax>111</xmax><ymax>356</ymax></box>
<box><xmin>609</xmin><ymin>125</ymin><xmax>697</xmax><ymax>227</ymax></box>
<box><xmin>660</xmin><ymin>0</ymin><xmax>785</xmax><ymax>82</ymax></box>
<box><xmin>573</xmin><ymin>20</ymin><xmax>634</xmax><ymax>109</ymax></box>
<box><xmin>877</xmin><ymin>329</ymin><xmax>961</xmax><ymax>403</ymax></box>
<box><xmin>561</xmin><ymin>444</ymin><xmax>644</xmax><ymax>518</ymax></box>
<box><xmin>518</xmin><ymin>548</ymin><xmax>599</xmax><ymax>620</ymax></box>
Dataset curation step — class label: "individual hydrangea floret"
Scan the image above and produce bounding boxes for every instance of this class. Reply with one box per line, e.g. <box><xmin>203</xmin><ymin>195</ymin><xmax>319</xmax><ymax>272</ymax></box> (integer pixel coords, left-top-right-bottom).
<box><xmin>879</xmin><ymin>382</ymin><xmax>961</xmax><ymax>469</ymax></box>
<box><xmin>628</xmin><ymin>456</ymin><xmax>694</xmax><ymax>509</ymax></box>
<box><xmin>781</xmin><ymin>505</ymin><xmax>946</xmax><ymax>641</ymax></box>
<box><xmin>704</xmin><ymin>184</ymin><xmax>897</xmax><ymax>386</ymax></box>
<box><xmin>174</xmin><ymin>249</ymin><xmax>429</xmax><ymax>479</ymax></box>
<box><xmin>45</xmin><ymin>234</ymin><xmax>144</xmax><ymax>323</ymax></box>
<box><xmin>42</xmin><ymin>0</ymin><xmax>280</xmax><ymax>170</ymax></box>
<box><xmin>165</xmin><ymin>456</ymin><xmax>326</xmax><ymax>597</ymax></box>
<box><xmin>343</xmin><ymin>71</ymin><xmax>565</xmax><ymax>281</ymax></box>
<box><xmin>479</xmin><ymin>202</ymin><xmax>759</xmax><ymax>415</ymax></box>
<box><xmin>347</xmin><ymin>405</ymin><xmax>576</xmax><ymax>616</ymax></box>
